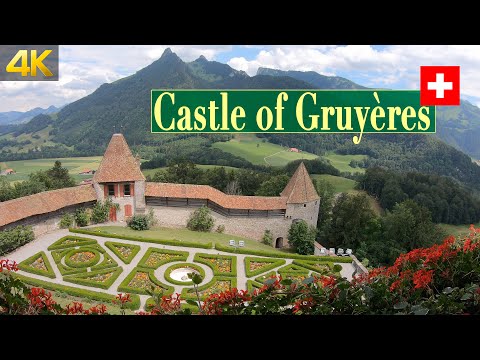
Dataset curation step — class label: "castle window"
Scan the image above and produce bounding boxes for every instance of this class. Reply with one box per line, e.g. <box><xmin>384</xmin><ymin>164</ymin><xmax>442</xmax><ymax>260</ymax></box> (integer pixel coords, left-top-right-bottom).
<box><xmin>124</xmin><ymin>184</ymin><xmax>131</xmax><ymax>196</ymax></box>
<box><xmin>108</xmin><ymin>184</ymin><xmax>115</xmax><ymax>196</ymax></box>
<box><xmin>303</xmin><ymin>204</ymin><xmax>306</xmax><ymax>207</ymax></box>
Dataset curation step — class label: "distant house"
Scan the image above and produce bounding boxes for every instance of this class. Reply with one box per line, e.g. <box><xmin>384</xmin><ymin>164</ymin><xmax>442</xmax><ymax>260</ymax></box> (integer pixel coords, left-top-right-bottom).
<box><xmin>289</xmin><ymin>148</ymin><xmax>300</xmax><ymax>153</ymax></box>
<box><xmin>0</xmin><ymin>169</ymin><xmax>15</xmax><ymax>176</ymax></box>
<box><xmin>79</xmin><ymin>169</ymin><xmax>95</xmax><ymax>175</ymax></box>
<box><xmin>80</xmin><ymin>179</ymin><xmax>93</xmax><ymax>185</ymax></box>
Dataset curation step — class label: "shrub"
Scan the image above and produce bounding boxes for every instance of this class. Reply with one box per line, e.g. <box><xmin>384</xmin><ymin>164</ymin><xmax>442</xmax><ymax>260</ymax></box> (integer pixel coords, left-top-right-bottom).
<box><xmin>187</xmin><ymin>206</ymin><xmax>214</xmax><ymax>232</ymax></box>
<box><xmin>262</xmin><ymin>230</ymin><xmax>273</xmax><ymax>246</ymax></box>
<box><xmin>127</xmin><ymin>215</ymin><xmax>150</xmax><ymax>230</ymax></box>
<box><xmin>0</xmin><ymin>226</ymin><xmax>35</xmax><ymax>255</ymax></box>
<box><xmin>215</xmin><ymin>225</ymin><xmax>225</xmax><ymax>234</ymax></box>
<box><xmin>91</xmin><ymin>199</ymin><xmax>118</xmax><ymax>224</ymax></box>
<box><xmin>59</xmin><ymin>213</ymin><xmax>74</xmax><ymax>229</ymax></box>
<box><xmin>74</xmin><ymin>209</ymin><xmax>90</xmax><ymax>227</ymax></box>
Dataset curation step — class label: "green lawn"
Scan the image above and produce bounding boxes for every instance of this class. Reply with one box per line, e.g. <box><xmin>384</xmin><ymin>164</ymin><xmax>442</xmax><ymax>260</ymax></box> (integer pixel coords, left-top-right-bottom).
<box><xmin>438</xmin><ymin>223</ymin><xmax>479</xmax><ymax>238</ymax></box>
<box><xmin>142</xmin><ymin>164</ymin><xmax>239</xmax><ymax>178</ymax></box>
<box><xmin>323</xmin><ymin>153</ymin><xmax>368</xmax><ymax>173</ymax></box>
<box><xmin>89</xmin><ymin>225</ymin><xmax>294</xmax><ymax>254</ymax></box>
<box><xmin>312</xmin><ymin>174</ymin><xmax>357</xmax><ymax>193</ymax></box>
<box><xmin>0</xmin><ymin>156</ymin><xmax>102</xmax><ymax>183</ymax></box>
<box><xmin>213</xmin><ymin>134</ymin><xmax>317</xmax><ymax>167</ymax></box>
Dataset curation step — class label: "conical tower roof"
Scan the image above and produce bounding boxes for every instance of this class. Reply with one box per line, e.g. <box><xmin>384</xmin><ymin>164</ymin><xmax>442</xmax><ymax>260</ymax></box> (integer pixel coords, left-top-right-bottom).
<box><xmin>281</xmin><ymin>162</ymin><xmax>319</xmax><ymax>203</ymax></box>
<box><xmin>93</xmin><ymin>134</ymin><xmax>145</xmax><ymax>183</ymax></box>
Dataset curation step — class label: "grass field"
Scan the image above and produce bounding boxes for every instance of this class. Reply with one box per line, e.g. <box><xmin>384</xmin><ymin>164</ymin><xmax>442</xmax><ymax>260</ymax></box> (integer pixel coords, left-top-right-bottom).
<box><xmin>89</xmin><ymin>225</ymin><xmax>294</xmax><ymax>254</ymax></box>
<box><xmin>212</xmin><ymin>134</ymin><xmax>317</xmax><ymax>167</ymax></box>
<box><xmin>438</xmin><ymin>223</ymin><xmax>479</xmax><ymax>238</ymax></box>
<box><xmin>142</xmin><ymin>164</ymin><xmax>239</xmax><ymax>178</ymax></box>
<box><xmin>0</xmin><ymin>156</ymin><xmax>102</xmax><ymax>183</ymax></box>
<box><xmin>323</xmin><ymin>153</ymin><xmax>368</xmax><ymax>173</ymax></box>
<box><xmin>312</xmin><ymin>174</ymin><xmax>357</xmax><ymax>193</ymax></box>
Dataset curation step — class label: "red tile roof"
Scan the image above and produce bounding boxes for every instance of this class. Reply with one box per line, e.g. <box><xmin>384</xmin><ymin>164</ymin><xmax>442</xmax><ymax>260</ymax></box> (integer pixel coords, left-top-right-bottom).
<box><xmin>0</xmin><ymin>185</ymin><xmax>96</xmax><ymax>227</ymax></box>
<box><xmin>281</xmin><ymin>162</ymin><xmax>319</xmax><ymax>203</ymax></box>
<box><xmin>145</xmin><ymin>182</ymin><xmax>287</xmax><ymax>211</ymax></box>
<box><xmin>93</xmin><ymin>134</ymin><xmax>145</xmax><ymax>183</ymax></box>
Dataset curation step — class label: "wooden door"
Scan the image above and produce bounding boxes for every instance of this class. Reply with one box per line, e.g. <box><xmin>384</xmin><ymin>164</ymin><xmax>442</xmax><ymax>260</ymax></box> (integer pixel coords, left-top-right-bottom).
<box><xmin>109</xmin><ymin>206</ymin><xmax>117</xmax><ymax>222</ymax></box>
<box><xmin>124</xmin><ymin>204</ymin><xmax>132</xmax><ymax>217</ymax></box>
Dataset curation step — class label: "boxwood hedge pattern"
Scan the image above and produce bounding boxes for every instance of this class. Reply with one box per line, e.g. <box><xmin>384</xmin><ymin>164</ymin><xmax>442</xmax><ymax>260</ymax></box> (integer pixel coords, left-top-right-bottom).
<box><xmin>164</xmin><ymin>262</ymin><xmax>206</xmax><ymax>286</ymax></box>
<box><xmin>47</xmin><ymin>236</ymin><xmax>97</xmax><ymax>251</ymax></box>
<box><xmin>292</xmin><ymin>260</ymin><xmax>341</xmax><ymax>274</ymax></box>
<box><xmin>63</xmin><ymin>267</ymin><xmax>123</xmax><ymax>290</ymax></box>
<box><xmin>64</xmin><ymin>248</ymin><xmax>101</xmax><ymax>268</ymax></box>
<box><xmin>246</xmin><ymin>279</ymin><xmax>263</xmax><ymax>293</ymax></box>
<box><xmin>117</xmin><ymin>267</ymin><xmax>174</xmax><ymax>296</ymax></box>
<box><xmin>137</xmin><ymin>248</ymin><xmax>189</xmax><ymax>269</ymax></box>
<box><xmin>244</xmin><ymin>257</ymin><xmax>286</xmax><ymax>277</ymax></box>
<box><xmin>181</xmin><ymin>276</ymin><xmax>237</xmax><ymax>300</ymax></box>
<box><xmin>277</xmin><ymin>264</ymin><xmax>310</xmax><ymax>274</ymax></box>
<box><xmin>194</xmin><ymin>253</ymin><xmax>237</xmax><ymax>277</ymax></box>
<box><xmin>12</xmin><ymin>273</ymin><xmax>141</xmax><ymax>310</ymax></box>
<box><xmin>254</xmin><ymin>271</ymin><xmax>277</xmax><ymax>284</ymax></box>
<box><xmin>104</xmin><ymin>241</ymin><xmax>141</xmax><ymax>264</ymax></box>
<box><xmin>18</xmin><ymin>251</ymin><xmax>56</xmax><ymax>279</ymax></box>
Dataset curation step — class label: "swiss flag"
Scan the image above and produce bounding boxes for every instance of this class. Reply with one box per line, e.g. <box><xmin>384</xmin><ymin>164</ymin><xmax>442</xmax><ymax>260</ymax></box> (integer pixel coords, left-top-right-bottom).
<box><xmin>420</xmin><ymin>66</ymin><xmax>460</xmax><ymax>106</ymax></box>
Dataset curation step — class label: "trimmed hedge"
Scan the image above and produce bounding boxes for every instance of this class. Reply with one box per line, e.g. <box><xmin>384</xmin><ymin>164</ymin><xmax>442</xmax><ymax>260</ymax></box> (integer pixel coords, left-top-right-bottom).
<box><xmin>47</xmin><ymin>236</ymin><xmax>97</xmax><ymax>251</ymax></box>
<box><xmin>18</xmin><ymin>251</ymin><xmax>56</xmax><ymax>279</ymax></box>
<box><xmin>164</xmin><ymin>263</ymin><xmax>206</xmax><ymax>286</ymax></box>
<box><xmin>144</xmin><ymin>298</ymin><xmax>201</xmax><ymax>313</ymax></box>
<box><xmin>244</xmin><ymin>257</ymin><xmax>286</xmax><ymax>277</ymax></box>
<box><xmin>214</xmin><ymin>243</ymin><xmax>353</xmax><ymax>263</ymax></box>
<box><xmin>64</xmin><ymin>248</ymin><xmax>101</xmax><ymax>268</ymax></box>
<box><xmin>254</xmin><ymin>271</ymin><xmax>277</xmax><ymax>284</ymax></box>
<box><xmin>181</xmin><ymin>276</ymin><xmax>237</xmax><ymax>300</ymax></box>
<box><xmin>63</xmin><ymin>267</ymin><xmax>123</xmax><ymax>290</ymax></box>
<box><xmin>69</xmin><ymin>228</ymin><xmax>213</xmax><ymax>249</ymax></box>
<box><xmin>12</xmin><ymin>273</ymin><xmax>141</xmax><ymax>310</ymax></box>
<box><xmin>91</xmin><ymin>252</ymin><xmax>118</xmax><ymax>271</ymax></box>
<box><xmin>104</xmin><ymin>241</ymin><xmax>141</xmax><ymax>264</ymax></box>
<box><xmin>277</xmin><ymin>264</ymin><xmax>310</xmax><ymax>274</ymax></box>
<box><xmin>118</xmin><ymin>267</ymin><xmax>174</xmax><ymax>296</ymax></box>
<box><xmin>194</xmin><ymin>253</ymin><xmax>237</xmax><ymax>277</ymax></box>
<box><xmin>138</xmin><ymin>248</ymin><xmax>188</xmax><ymax>269</ymax></box>
<box><xmin>246</xmin><ymin>280</ymin><xmax>263</xmax><ymax>293</ymax></box>
<box><xmin>292</xmin><ymin>260</ymin><xmax>338</xmax><ymax>274</ymax></box>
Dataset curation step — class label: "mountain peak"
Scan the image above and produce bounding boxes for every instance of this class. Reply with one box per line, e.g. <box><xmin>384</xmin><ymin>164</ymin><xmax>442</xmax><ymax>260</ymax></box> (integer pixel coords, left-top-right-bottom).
<box><xmin>161</xmin><ymin>47</ymin><xmax>173</xmax><ymax>57</ymax></box>
<box><xmin>195</xmin><ymin>55</ymin><xmax>208</xmax><ymax>62</ymax></box>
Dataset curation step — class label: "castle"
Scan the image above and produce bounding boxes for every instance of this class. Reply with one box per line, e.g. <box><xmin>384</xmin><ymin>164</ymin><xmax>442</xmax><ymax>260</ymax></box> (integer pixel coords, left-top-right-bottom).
<box><xmin>0</xmin><ymin>134</ymin><xmax>320</xmax><ymax>247</ymax></box>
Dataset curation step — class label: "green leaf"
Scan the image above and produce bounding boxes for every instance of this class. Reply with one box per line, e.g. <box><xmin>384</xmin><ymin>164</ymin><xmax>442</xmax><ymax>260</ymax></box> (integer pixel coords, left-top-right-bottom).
<box><xmin>302</xmin><ymin>276</ymin><xmax>315</xmax><ymax>285</ymax></box>
<box><xmin>414</xmin><ymin>308</ymin><xmax>429</xmax><ymax>315</ymax></box>
<box><xmin>442</xmin><ymin>287</ymin><xmax>453</xmax><ymax>295</ymax></box>
<box><xmin>332</xmin><ymin>264</ymin><xmax>342</xmax><ymax>273</ymax></box>
<box><xmin>186</xmin><ymin>299</ymin><xmax>199</xmax><ymax>307</ymax></box>
<box><xmin>280</xmin><ymin>279</ymin><xmax>293</xmax><ymax>286</ymax></box>
<box><xmin>461</xmin><ymin>293</ymin><xmax>473</xmax><ymax>301</ymax></box>
<box><xmin>394</xmin><ymin>301</ymin><xmax>408</xmax><ymax>310</ymax></box>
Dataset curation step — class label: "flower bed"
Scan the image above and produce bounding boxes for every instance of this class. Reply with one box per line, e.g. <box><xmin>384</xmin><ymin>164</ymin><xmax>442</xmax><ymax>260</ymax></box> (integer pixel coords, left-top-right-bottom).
<box><xmin>244</xmin><ymin>257</ymin><xmax>286</xmax><ymax>277</ymax></box>
<box><xmin>64</xmin><ymin>248</ymin><xmax>101</xmax><ymax>268</ymax></box>
<box><xmin>194</xmin><ymin>253</ymin><xmax>236</xmax><ymax>276</ymax></box>
<box><xmin>47</xmin><ymin>236</ymin><xmax>97</xmax><ymax>251</ymax></box>
<box><xmin>293</xmin><ymin>260</ymin><xmax>341</xmax><ymax>275</ymax></box>
<box><xmin>105</xmin><ymin>241</ymin><xmax>141</xmax><ymax>264</ymax></box>
<box><xmin>18</xmin><ymin>251</ymin><xmax>56</xmax><ymax>279</ymax></box>
<box><xmin>63</xmin><ymin>267</ymin><xmax>123</xmax><ymax>290</ymax></box>
<box><xmin>164</xmin><ymin>263</ymin><xmax>206</xmax><ymax>286</ymax></box>
<box><xmin>181</xmin><ymin>276</ymin><xmax>237</xmax><ymax>300</ymax></box>
<box><xmin>118</xmin><ymin>267</ymin><xmax>174</xmax><ymax>296</ymax></box>
<box><xmin>138</xmin><ymin>248</ymin><xmax>188</xmax><ymax>269</ymax></box>
<box><xmin>277</xmin><ymin>264</ymin><xmax>310</xmax><ymax>274</ymax></box>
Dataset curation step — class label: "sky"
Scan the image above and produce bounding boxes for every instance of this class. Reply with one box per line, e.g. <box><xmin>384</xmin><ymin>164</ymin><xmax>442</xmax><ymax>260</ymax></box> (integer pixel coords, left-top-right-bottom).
<box><xmin>0</xmin><ymin>45</ymin><xmax>479</xmax><ymax>112</ymax></box>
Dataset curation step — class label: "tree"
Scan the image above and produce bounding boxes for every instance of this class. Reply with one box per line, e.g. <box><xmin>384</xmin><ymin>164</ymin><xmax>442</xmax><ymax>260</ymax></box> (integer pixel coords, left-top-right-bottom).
<box><xmin>255</xmin><ymin>175</ymin><xmax>289</xmax><ymax>196</ymax></box>
<box><xmin>288</xmin><ymin>220</ymin><xmax>316</xmax><ymax>255</ymax></box>
<box><xmin>326</xmin><ymin>193</ymin><xmax>379</xmax><ymax>250</ymax></box>
<box><xmin>187</xmin><ymin>206</ymin><xmax>214</xmax><ymax>232</ymax></box>
<box><xmin>382</xmin><ymin>199</ymin><xmax>445</xmax><ymax>252</ymax></box>
<box><xmin>315</xmin><ymin>179</ymin><xmax>335</xmax><ymax>243</ymax></box>
<box><xmin>46</xmin><ymin>161</ymin><xmax>76</xmax><ymax>189</ymax></box>
<box><xmin>225</xmin><ymin>180</ymin><xmax>242</xmax><ymax>195</ymax></box>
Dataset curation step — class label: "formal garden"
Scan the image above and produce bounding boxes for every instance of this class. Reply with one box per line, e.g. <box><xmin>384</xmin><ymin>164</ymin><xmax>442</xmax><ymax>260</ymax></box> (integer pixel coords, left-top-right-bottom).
<box><xmin>3</xmin><ymin>227</ymin><xmax>353</xmax><ymax>313</ymax></box>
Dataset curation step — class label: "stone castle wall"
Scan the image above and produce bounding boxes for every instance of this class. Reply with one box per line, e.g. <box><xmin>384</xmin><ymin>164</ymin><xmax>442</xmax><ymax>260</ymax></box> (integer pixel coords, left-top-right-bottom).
<box><xmin>148</xmin><ymin>206</ymin><xmax>294</xmax><ymax>244</ymax></box>
<box><xmin>285</xmin><ymin>200</ymin><xmax>320</xmax><ymax>228</ymax></box>
<box><xmin>1</xmin><ymin>202</ymin><xmax>95</xmax><ymax>238</ymax></box>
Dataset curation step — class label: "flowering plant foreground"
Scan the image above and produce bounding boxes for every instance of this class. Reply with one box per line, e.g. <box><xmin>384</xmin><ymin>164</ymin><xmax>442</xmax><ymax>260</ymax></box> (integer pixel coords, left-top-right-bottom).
<box><xmin>1</xmin><ymin>226</ymin><xmax>480</xmax><ymax>315</ymax></box>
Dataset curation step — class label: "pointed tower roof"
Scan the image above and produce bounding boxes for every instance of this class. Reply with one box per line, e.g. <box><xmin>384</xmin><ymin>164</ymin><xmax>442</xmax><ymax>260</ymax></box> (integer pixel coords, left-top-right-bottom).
<box><xmin>281</xmin><ymin>162</ymin><xmax>319</xmax><ymax>203</ymax></box>
<box><xmin>93</xmin><ymin>134</ymin><xmax>145</xmax><ymax>183</ymax></box>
